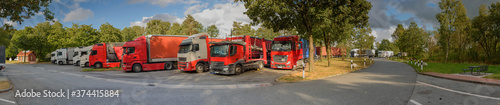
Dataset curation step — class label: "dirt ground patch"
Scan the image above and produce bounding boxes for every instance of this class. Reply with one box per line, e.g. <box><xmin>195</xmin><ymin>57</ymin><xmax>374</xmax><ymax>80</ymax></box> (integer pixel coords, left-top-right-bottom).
<box><xmin>0</xmin><ymin>81</ymin><xmax>10</xmax><ymax>90</ymax></box>
<box><xmin>277</xmin><ymin>57</ymin><xmax>373</xmax><ymax>82</ymax></box>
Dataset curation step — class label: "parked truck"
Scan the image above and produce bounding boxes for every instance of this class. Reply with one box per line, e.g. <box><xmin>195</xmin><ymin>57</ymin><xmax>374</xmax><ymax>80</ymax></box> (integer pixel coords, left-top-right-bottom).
<box><xmin>56</xmin><ymin>47</ymin><xmax>76</xmax><ymax>65</ymax></box>
<box><xmin>209</xmin><ymin>35</ymin><xmax>269</xmax><ymax>75</ymax></box>
<box><xmin>270</xmin><ymin>35</ymin><xmax>309</xmax><ymax>70</ymax></box>
<box><xmin>122</xmin><ymin>35</ymin><xmax>188</xmax><ymax>72</ymax></box>
<box><xmin>89</xmin><ymin>42</ymin><xmax>125</xmax><ymax>68</ymax></box>
<box><xmin>177</xmin><ymin>33</ymin><xmax>225</xmax><ymax>73</ymax></box>
<box><xmin>72</xmin><ymin>47</ymin><xmax>83</xmax><ymax>66</ymax></box>
<box><xmin>50</xmin><ymin>51</ymin><xmax>57</xmax><ymax>64</ymax></box>
<box><xmin>79</xmin><ymin>46</ymin><xmax>93</xmax><ymax>67</ymax></box>
<box><xmin>0</xmin><ymin>45</ymin><xmax>5</xmax><ymax>70</ymax></box>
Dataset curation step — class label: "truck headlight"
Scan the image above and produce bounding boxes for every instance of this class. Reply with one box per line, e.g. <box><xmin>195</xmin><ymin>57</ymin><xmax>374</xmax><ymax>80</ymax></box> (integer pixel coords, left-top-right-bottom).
<box><xmin>271</xmin><ymin>61</ymin><xmax>274</xmax><ymax>64</ymax></box>
<box><xmin>286</xmin><ymin>61</ymin><xmax>291</xmax><ymax>65</ymax></box>
<box><xmin>186</xmin><ymin>63</ymin><xmax>189</xmax><ymax>67</ymax></box>
<box><xmin>223</xmin><ymin>68</ymin><xmax>228</xmax><ymax>71</ymax></box>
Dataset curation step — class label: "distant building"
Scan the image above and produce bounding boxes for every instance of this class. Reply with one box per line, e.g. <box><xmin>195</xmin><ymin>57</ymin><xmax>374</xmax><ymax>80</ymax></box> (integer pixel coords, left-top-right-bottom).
<box><xmin>17</xmin><ymin>50</ymin><xmax>36</xmax><ymax>62</ymax></box>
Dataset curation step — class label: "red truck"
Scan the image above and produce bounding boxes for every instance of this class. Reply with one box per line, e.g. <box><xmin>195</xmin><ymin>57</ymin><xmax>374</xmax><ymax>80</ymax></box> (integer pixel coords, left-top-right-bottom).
<box><xmin>177</xmin><ymin>33</ymin><xmax>225</xmax><ymax>73</ymax></box>
<box><xmin>122</xmin><ymin>35</ymin><xmax>188</xmax><ymax>72</ymax></box>
<box><xmin>270</xmin><ymin>35</ymin><xmax>309</xmax><ymax>70</ymax></box>
<box><xmin>89</xmin><ymin>42</ymin><xmax>125</xmax><ymax>68</ymax></box>
<box><xmin>209</xmin><ymin>35</ymin><xmax>271</xmax><ymax>75</ymax></box>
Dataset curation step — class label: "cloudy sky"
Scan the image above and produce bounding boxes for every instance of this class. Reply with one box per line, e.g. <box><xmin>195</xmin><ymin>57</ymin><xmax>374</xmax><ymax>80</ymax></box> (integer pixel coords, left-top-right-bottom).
<box><xmin>2</xmin><ymin>0</ymin><xmax>498</xmax><ymax>43</ymax></box>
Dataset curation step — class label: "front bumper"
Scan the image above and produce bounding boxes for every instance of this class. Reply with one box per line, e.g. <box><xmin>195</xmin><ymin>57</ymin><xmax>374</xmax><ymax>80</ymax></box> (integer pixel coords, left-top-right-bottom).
<box><xmin>178</xmin><ymin>62</ymin><xmax>195</xmax><ymax>71</ymax></box>
<box><xmin>210</xmin><ymin>64</ymin><xmax>235</xmax><ymax>74</ymax></box>
<box><xmin>122</xmin><ymin>63</ymin><xmax>132</xmax><ymax>71</ymax></box>
<box><xmin>271</xmin><ymin>62</ymin><xmax>293</xmax><ymax>69</ymax></box>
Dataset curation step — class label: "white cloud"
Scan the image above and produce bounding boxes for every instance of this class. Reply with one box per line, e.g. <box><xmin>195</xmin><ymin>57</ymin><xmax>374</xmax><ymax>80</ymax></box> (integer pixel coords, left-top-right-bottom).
<box><xmin>190</xmin><ymin>2</ymin><xmax>253</xmax><ymax>37</ymax></box>
<box><xmin>2</xmin><ymin>19</ymin><xmax>18</xmax><ymax>27</ymax></box>
<box><xmin>184</xmin><ymin>3</ymin><xmax>208</xmax><ymax>15</ymax></box>
<box><xmin>371</xmin><ymin>26</ymin><xmax>396</xmax><ymax>43</ymax></box>
<box><xmin>63</xmin><ymin>8</ymin><xmax>94</xmax><ymax>22</ymax></box>
<box><xmin>129</xmin><ymin>13</ymin><xmax>183</xmax><ymax>27</ymax></box>
<box><xmin>127</xmin><ymin>0</ymin><xmax>200</xmax><ymax>7</ymax></box>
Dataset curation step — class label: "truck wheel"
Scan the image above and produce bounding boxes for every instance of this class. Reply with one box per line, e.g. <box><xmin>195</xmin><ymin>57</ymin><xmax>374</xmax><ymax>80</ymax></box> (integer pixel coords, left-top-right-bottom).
<box><xmin>84</xmin><ymin>62</ymin><xmax>89</xmax><ymax>67</ymax></box>
<box><xmin>257</xmin><ymin>61</ymin><xmax>264</xmax><ymax>70</ymax></box>
<box><xmin>132</xmin><ymin>64</ymin><xmax>142</xmax><ymax>72</ymax></box>
<box><xmin>58</xmin><ymin>61</ymin><xmax>63</xmax><ymax>65</ymax></box>
<box><xmin>95</xmin><ymin>63</ymin><xmax>102</xmax><ymax>68</ymax></box>
<box><xmin>75</xmin><ymin>61</ymin><xmax>80</xmax><ymax>66</ymax></box>
<box><xmin>195</xmin><ymin>63</ymin><xmax>205</xmax><ymax>73</ymax></box>
<box><xmin>235</xmin><ymin>64</ymin><xmax>243</xmax><ymax>75</ymax></box>
<box><xmin>165</xmin><ymin>62</ymin><xmax>174</xmax><ymax>70</ymax></box>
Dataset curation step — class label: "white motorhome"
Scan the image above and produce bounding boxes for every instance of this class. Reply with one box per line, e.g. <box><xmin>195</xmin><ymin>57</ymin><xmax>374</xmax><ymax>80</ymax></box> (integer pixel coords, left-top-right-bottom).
<box><xmin>364</xmin><ymin>49</ymin><xmax>375</xmax><ymax>57</ymax></box>
<box><xmin>79</xmin><ymin>46</ymin><xmax>93</xmax><ymax>67</ymax></box>
<box><xmin>377</xmin><ymin>51</ymin><xmax>394</xmax><ymax>57</ymax></box>
<box><xmin>50</xmin><ymin>51</ymin><xmax>57</xmax><ymax>64</ymax></box>
<box><xmin>56</xmin><ymin>47</ymin><xmax>76</xmax><ymax>65</ymax></box>
<box><xmin>350</xmin><ymin>49</ymin><xmax>359</xmax><ymax>57</ymax></box>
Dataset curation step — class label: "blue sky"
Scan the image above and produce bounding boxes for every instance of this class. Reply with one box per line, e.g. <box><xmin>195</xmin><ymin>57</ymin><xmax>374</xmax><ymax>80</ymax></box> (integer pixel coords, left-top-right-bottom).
<box><xmin>3</xmin><ymin>0</ymin><xmax>499</xmax><ymax>43</ymax></box>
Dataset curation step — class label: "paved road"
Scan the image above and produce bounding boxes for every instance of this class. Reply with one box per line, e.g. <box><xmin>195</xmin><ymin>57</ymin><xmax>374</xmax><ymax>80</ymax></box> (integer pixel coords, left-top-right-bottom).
<box><xmin>0</xmin><ymin>58</ymin><xmax>499</xmax><ymax>104</ymax></box>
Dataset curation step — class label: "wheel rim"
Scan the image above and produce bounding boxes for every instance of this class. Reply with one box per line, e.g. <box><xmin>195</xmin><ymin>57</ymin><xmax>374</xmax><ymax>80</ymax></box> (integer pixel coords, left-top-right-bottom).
<box><xmin>166</xmin><ymin>63</ymin><xmax>172</xmax><ymax>69</ymax></box>
<box><xmin>236</xmin><ymin>66</ymin><xmax>241</xmax><ymax>74</ymax></box>
<box><xmin>85</xmin><ymin>62</ymin><xmax>89</xmax><ymax>67</ymax></box>
<box><xmin>96</xmin><ymin>63</ymin><xmax>101</xmax><ymax>68</ymax></box>
<box><xmin>133</xmin><ymin>65</ymin><xmax>141</xmax><ymax>72</ymax></box>
<box><xmin>197</xmin><ymin>64</ymin><xmax>203</xmax><ymax>71</ymax></box>
<box><xmin>260</xmin><ymin>62</ymin><xmax>263</xmax><ymax>68</ymax></box>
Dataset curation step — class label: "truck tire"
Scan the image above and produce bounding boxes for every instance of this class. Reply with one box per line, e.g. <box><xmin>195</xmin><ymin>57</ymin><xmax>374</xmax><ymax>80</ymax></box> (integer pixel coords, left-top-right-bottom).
<box><xmin>195</xmin><ymin>63</ymin><xmax>205</xmax><ymax>73</ymax></box>
<box><xmin>75</xmin><ymin>61</ymin><xmax>80</xmax><ymax>66</ymax></box>
<box><xmin>132</xmin><ymin>64</ymin><xmax>142</xmax><ymax>72</ymax></box>
<box><xmin>84</xmin><ymin>62</ymin><xmax>89</xmax><ymax>67</ymax></box>
<box><xmin>58</xmin><ymin>61</ymin><xmax>63</xmax><ymax>65</ymax></box>
<box><xmin>94</xmin><ymin>63</ymin><xmax>102</xmax><ymax>68</ymax></box>
<box><xmin>165</xmin><ymin>62</ymin><xmax>174</xmax><ymax>70</ymax></box>
<box><xmin>258</xmin><ymin>61</ymin><xmax>264</xmax><ymax>70</ymax></box>
<box><xmin>235</xmin><ymin>64</ymin><xmax>243</xmax><ymax>75</ymax></box>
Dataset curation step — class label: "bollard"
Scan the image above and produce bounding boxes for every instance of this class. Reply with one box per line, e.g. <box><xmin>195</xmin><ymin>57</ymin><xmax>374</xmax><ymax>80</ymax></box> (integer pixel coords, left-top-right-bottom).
<box><xmin>364</xmin><ymin>59</ymin><xmax>366</xmax><ymax>66</ymax></box>
<box><xmin>351</xmin><ymin>60</ymin><xmax>353</xmax><ymax>70</ymax></box>
<box><xmin>421</xmin><ymin>62</ymin><xmax>423</xmax><ymax>71</ymax></box>
<box><xmin>302</xmin><ymin>62</ymin><xmax>306</xmax><ymax>79</ymax></box>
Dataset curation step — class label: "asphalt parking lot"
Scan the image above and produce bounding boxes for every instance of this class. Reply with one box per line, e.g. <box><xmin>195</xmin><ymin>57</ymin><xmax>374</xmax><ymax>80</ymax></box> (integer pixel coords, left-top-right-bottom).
<box><xmin>31</xmin><ymin>64</ymin><xmax>294</xmax><ymax>85</ymax></box>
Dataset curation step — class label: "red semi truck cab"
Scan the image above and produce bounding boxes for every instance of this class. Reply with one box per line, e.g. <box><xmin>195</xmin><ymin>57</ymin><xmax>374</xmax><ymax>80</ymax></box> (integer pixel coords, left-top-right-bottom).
<box><xmin>89</xmin><ymin>42</ymin><xmax>125</xmax><ymax>68</ymax></box>
<box><xmin>270</xmin><ymin>35</ymin><xmax>305</xmax><ymax>70</ymax></box>
<box><xmin>209</xmin><ymin>36</ymin><xmax>269</xmax><ymax>75</ymax></box>
<box><xmin>122</xmin><ymin>35</ymin><xmax>188</xmax><ymax>72</ymax></box>
<box><xmin>177</xmin><ymin>33</ymin><xmax>225</xmax><ymax>73</ymax></box>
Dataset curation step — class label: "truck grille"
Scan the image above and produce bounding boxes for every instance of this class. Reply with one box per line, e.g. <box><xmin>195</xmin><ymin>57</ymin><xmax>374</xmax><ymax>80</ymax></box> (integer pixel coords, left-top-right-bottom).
<box><xmin>210</xmin><ymin>61</ymin><xmax>224</xmax><ymax>67</ymax></box>
<box><xmin>273</xmin><ymin>55</ymin><xmax>288</xmax><ymax>63</ymax></box>
<box><xmin>178</xmin><ymin>57</ymin><xmax>187</xmax><ymax>62</ymax></box>
<box><xmin>178</xmin><ymin>62</ymin><xmax>186</xmax><ymax>68</ymax></box>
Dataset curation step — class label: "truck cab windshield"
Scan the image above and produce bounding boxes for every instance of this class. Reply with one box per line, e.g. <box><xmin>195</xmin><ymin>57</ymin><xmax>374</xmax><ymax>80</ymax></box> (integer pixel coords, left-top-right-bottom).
<box><xmin>178</xmin><ymin>45</ymin><xmax>191</xmax><ymax>53</ymax></box>
<box><xmin>210</xmin><ymin>45</ymin><xmax>229</xmax><ymax>57</ymax></box>
<box><xmin>272</xmin><ymin>41</ymin><xmax>292</xmax><ymax>51</ymax></box>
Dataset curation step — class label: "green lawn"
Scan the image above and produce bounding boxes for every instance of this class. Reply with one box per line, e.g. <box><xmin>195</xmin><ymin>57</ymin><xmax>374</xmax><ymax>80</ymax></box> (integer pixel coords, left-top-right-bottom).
<box><xmin>387</xmin><ymin>58</ymin><xmax>500</xmax><ymax>79</ymax></box>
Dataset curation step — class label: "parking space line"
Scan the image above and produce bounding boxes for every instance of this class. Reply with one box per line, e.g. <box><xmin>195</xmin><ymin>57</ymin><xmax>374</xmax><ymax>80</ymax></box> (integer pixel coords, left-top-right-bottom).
<box><xmin>417</xmin><ymin>81</ymin><xmax>500</xmax><ymax>100</ymax></box>
<box><xmin>409</xmin><ymin>99</ymin><xmax>421</xmax><ymax>105</ymax></box>
<box><xmin>0</xmin><ymin>97</ymin><xmax>15</xmax><ymax>104</ymax></box>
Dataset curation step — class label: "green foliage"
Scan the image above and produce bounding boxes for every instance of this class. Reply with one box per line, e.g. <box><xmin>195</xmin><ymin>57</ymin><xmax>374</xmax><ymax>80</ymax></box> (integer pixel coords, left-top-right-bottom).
<box><xmin>98</xmin><ymin>22</ymin><xmax>122</xmax><ymax>43</ymax></box>
<box><xmin>122</xmin><ymin>26</ymin><xmax>145</xmax><ymax>41</ymax></box>
<box><xmin>146</xmin><ymin>20</ymin><xmax>170</xmax><ymax>35</ymax></box>
<box><xmin>167</xmin><ymin>23</ymin><xmax>182</xmax><ymax>35</ymax></box>
<box><xmin>232</xmin><ymin>21</ymin><xmax>254</xmax><ymax>35</ymax></box>
<box><xmin>470</xmin><ymin>3</ymin><xmax>500</xmax><ymax>64</ymax></box>
<box><xmin>205</xmin><ymin>25</ymin><xmax>219</xmax><ymax>38</ymax></box>
<box><xmin>66</xmin><ymin>23</ymin><xmax>99</xmax><ymax>47</ymax></box>
<box><xmin>181</xmin><ymin>15</ymin><xmax>203</xmax><ymax>35</ymax></box>
<box><xmin>353</xmin><ymin>27</ymin><xmax>375</xmax><ymax>50</ymax></box>
<box><xmin>378</xmin><ymin>39</ymin><xmax>392</xmax><ymax>51</ymax></box>
<box><xmin>0</xmin><ymin>0</ymin><xmax>54</xmax><ymax>25</ymax></box>
<box><xmin>436</xmin><ymin>0</ymin><xmax>470</xmax><ymax>62</ymax></box>
<box><xmin>393</xmin><ymin>22</ymin><xmax>428</xmax><ymax>57</ymax></box>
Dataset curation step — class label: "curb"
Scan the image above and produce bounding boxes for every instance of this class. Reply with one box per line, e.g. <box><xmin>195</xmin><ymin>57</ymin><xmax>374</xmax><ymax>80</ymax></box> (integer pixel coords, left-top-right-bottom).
<box><xmin>390</xmin><ymin>59</ymin><xmax>500</xmax><ymax>86</ymax></box>
<box><xmin>275</xmin><ymin>60</ymin><xmax>375</xmax><ymax>83</ymax></box>
<box><xmin>0</xmin><ymin>71</ymin><xmax>13</xmax><ymax>92</ymax></box>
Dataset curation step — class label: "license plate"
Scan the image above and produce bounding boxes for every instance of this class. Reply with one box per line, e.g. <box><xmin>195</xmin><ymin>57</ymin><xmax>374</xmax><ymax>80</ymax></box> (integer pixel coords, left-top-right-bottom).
<box><xmin>180</xmin><ymin>68</ymin><xmax>183</xmax><ymax>71</ymax></box>
<box><xmin>215</xmin><ymin>71</ymin><xmax>219</xmax><ymax>73</ymax></box>
<box><xmin>277</xmin><ymin>66</ymin><xmax>283</xmax><ymax>68</ymax></box>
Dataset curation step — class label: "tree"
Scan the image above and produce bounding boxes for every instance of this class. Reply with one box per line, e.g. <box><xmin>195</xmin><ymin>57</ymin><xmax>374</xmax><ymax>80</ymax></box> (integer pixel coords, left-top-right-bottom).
<box><xmin>378</xmin><ymin>39</ymin><xmax>392</xmax><ymax>51</ymax></box>
<box><xmin>167</xmin><ymin>23</ymin><xmax>182</xmax><ymax>35</ymax></box>
<box><xmin>436</xmin><ymin>0</ymin><xmax>470</xmax><ymax>62</ymax></box>
<box><xmin>353</xmin><ymin>27</ymin><xmax>375</xmax><ymax>50</ymax></box>
<box><xmin>146</xmin><ymin>20</ymin><xmax>170</xmax><ymax>35</ymax></box>
<box><xmin>122</xmin><ymin>26</ymin><xmax>145</xmax><ymax>41</ymax></box>
<box><xmin>205</xmin><ymin>25</ymin><xmax>219</xmax><ymax>37</ymax></box>
<box><xmin>232</xmin><ymin>21</ymin><xmax>254</xmax><ymax>36</ymax></box>
<box><xmin>0</xmin><ymin>0</ymin><xmax>54</xmax><ymax>25</ymax></box>
<box><xmin>98</xmin><ymin>22</ymin><xmax>122</xmax><ymax>42</ymax></box>
<box><xmin>236</xmin><ymin>0</ymin><xmax>372</xmax><ymax>71</ymax></box>
<box><xmin>181</xmin><ymin>15</ymin><xmax>203</xmax><ymax>35</ymax></box>
<box><xmin>471</xmin><ymin>3</ymin><xmax>500</xmax><ymax>63</ymax></box>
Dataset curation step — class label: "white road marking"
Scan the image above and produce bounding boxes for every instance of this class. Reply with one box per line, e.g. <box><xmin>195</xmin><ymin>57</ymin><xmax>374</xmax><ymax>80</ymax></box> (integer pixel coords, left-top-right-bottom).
<box><xmin>0</xmin><ymin>97</ymin><xmax>15</xmax><ymax>104</ymax></box>
<box><xmin>409</xmin><ymin>99</ymin><xmax>422</xmax><ymax>105</ymax></box>
<box><xmin>417</xmin><ymin>81</ymin><xmax>500</xmax><ymax>100</ymax></box>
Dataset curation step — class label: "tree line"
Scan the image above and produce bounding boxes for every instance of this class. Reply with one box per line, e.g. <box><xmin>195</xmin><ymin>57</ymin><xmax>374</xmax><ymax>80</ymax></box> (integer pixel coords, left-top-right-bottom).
<box><xmin>387</xmin><ymin>0</ymin><xmax>500</xmax><ymax>64</ymax></box>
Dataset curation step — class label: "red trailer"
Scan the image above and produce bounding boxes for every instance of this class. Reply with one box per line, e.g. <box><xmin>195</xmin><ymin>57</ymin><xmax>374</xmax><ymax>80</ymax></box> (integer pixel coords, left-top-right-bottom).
<box><xmin>122</xmin><ymin>35</ymin><xmax>188</xmax><ymax>72</ymax></box>
<box><xmin>209</xmin><ymin>36</ymin><xmax>270</xmax><ymax>75</ymax></box>
<box><xmin>89</xmin><ymin>42</ymin><xmax>125</xmax><ymax>68</ymax></box>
